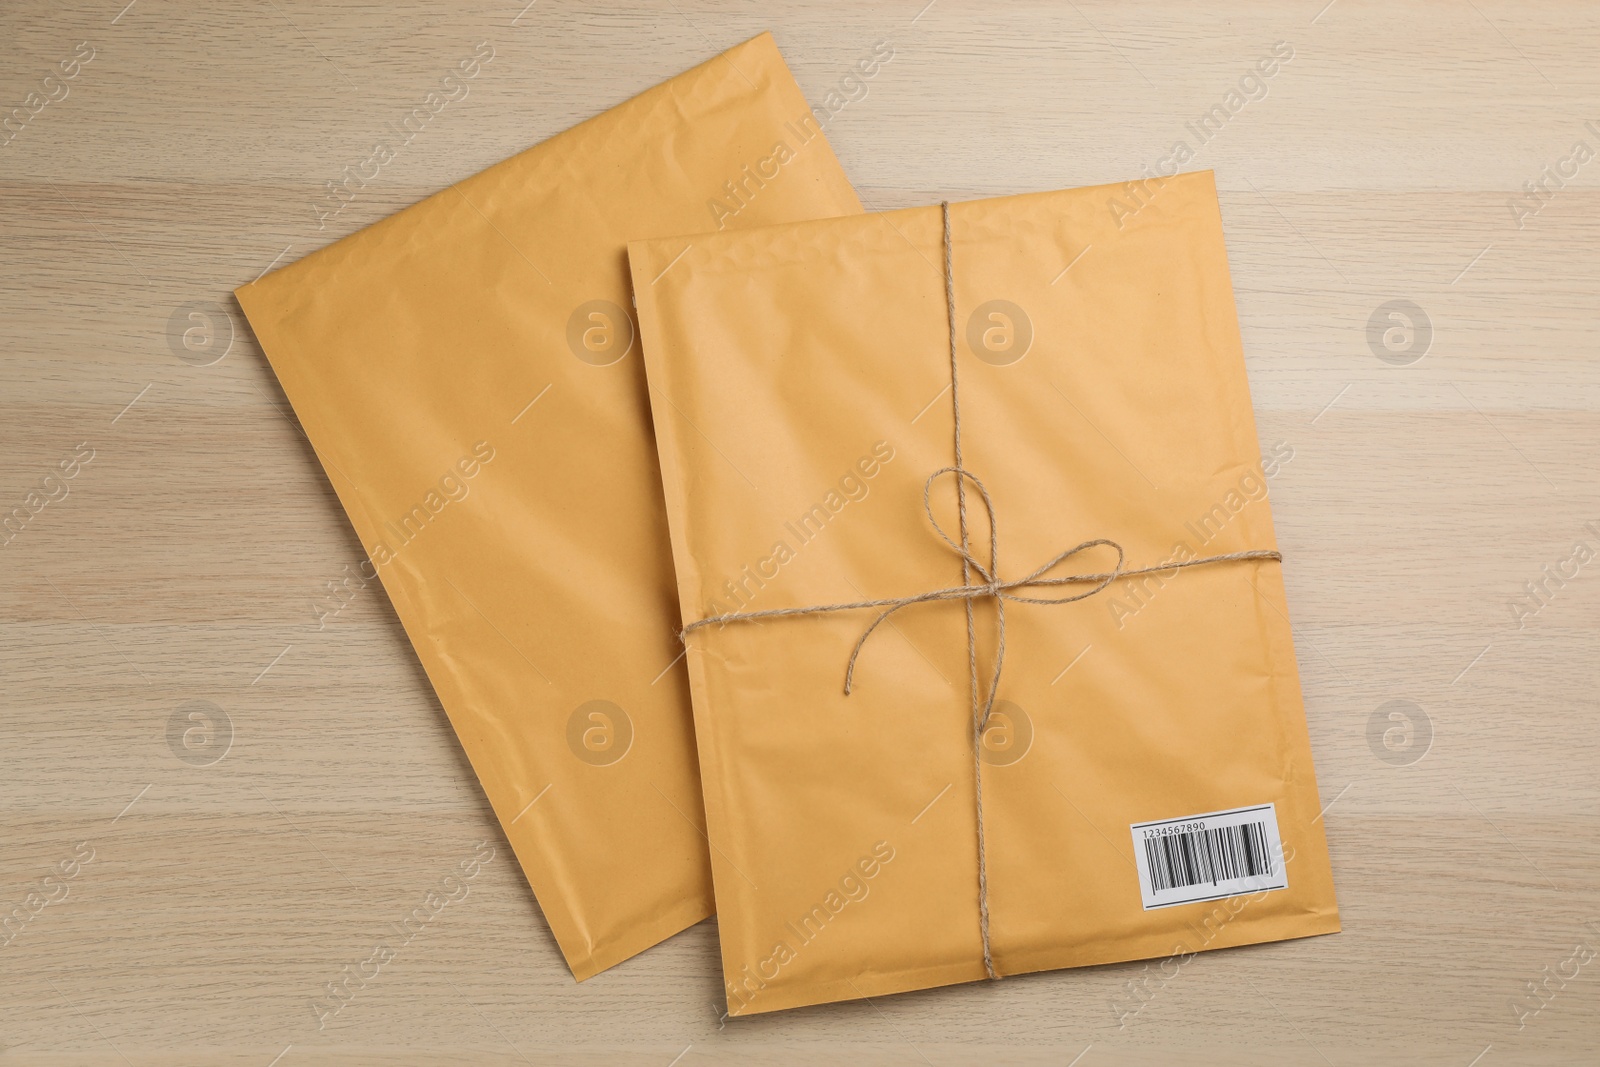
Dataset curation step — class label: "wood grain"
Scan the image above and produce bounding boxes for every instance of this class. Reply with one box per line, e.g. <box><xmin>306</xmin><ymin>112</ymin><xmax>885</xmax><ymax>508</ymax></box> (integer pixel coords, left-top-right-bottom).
<box><xmin>2</xmin><ymin>1</ymin><xmax>1596</xmax><ymax>1063</ymax></box>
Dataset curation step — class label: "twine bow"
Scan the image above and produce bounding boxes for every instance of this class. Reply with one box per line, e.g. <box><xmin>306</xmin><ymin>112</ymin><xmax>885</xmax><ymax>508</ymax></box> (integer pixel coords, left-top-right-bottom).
<box><xmin>680</xmin><ymin>201</ymin><xmax>1281</xmax><ymax>981</ymax></box>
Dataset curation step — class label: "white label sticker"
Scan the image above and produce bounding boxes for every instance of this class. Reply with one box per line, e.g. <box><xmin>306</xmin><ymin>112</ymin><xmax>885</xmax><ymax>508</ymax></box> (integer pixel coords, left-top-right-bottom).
<box><xmin>1131</xmin><ymin>803</ymin><xmax>1289</xmax><ymax>910</ymax></box>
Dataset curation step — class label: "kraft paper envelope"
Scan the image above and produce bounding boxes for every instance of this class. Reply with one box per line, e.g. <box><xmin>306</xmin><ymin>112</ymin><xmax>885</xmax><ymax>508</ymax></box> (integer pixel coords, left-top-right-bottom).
<box><xmin>234</xmin><ymin>33</ymin><xmax>862</xmax><ymax>979</ymax></box>
<box><xmin>629</xmin><ymin>171</ymin><xmax>1339</xmax><ymax>1013</ymax></box>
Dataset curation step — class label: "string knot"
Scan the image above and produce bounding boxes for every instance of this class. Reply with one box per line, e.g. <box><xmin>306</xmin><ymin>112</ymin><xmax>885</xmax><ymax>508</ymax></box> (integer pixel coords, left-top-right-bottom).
<box><xmin>825</xmin><ymin>465</ymin><xmax>1131</xmax><ymax>729</ymax></box>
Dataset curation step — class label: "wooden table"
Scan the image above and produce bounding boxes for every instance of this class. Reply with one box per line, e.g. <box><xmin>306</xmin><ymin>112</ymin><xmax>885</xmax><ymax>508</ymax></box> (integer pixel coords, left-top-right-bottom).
<box><xmin>3</xmin><ymin>2</ymin><xmax>1596</xmax><ymax>1063</ymax></box>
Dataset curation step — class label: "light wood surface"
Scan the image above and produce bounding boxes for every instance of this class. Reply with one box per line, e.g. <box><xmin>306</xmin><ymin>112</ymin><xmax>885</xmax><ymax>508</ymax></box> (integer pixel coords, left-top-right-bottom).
<box><xmin>3</xmin><ymin>2</ymin><xmax>1597</xmax><ymax>1063</ymax></box>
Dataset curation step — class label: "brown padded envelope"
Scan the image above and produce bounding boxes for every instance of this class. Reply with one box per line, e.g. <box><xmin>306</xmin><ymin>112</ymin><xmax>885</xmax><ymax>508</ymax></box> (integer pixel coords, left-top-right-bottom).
<box><xmin>235</xmin><ymin>33</ymin><xmax>862</xmax><ymax>978</ymax></box>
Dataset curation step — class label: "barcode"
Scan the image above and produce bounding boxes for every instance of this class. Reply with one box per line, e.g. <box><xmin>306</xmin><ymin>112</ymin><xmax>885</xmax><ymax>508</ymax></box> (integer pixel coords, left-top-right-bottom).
<box><xmin>1130</xmin><ymin>803</ymin><xmax>1288</xmax><ymax>909</ymax></box>
<box><xmin>1143</xmin><ymin>821</ymin><xmax>1272</xmax><ymax>892</ymax></box>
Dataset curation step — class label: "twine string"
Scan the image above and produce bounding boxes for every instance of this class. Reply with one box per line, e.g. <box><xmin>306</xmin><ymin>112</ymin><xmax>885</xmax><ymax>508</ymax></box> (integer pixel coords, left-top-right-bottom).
<box><xmin>678</xmin><ymin>201</ymin><xmax>1282</xmax><ymax>981</ymax></box>
<box><xmin>943</xmin><ymin>202</ymin><xmax>997</xmax><ymax>981</ymax></box>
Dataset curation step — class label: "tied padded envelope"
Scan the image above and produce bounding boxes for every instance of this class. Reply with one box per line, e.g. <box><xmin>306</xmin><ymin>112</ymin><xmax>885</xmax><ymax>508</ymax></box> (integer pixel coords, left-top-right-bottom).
<box><xmin>235</xmin><ymin>33</ymin><xmax>861</xmax><ymax>979</ymax></box>
<box><xmin>628</xmin><ymin>173</ymin><xmax>1339</xmax><ymax>1013</ymax></box>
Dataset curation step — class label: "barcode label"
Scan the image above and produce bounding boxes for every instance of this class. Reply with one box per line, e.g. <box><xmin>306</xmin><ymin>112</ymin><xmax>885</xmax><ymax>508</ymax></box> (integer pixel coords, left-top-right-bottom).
<box><xmin>1131</xmin><ymin>803</ymin><xmax>1288</xmax><ymax>909</ymax></box>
